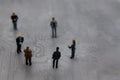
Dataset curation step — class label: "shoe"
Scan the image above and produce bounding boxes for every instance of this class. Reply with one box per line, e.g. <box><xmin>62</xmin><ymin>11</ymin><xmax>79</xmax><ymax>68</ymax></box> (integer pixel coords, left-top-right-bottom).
<box><xmin>29</xmin><ymin>63</ymin><xmax>32</xmax><ymax>66</ymax></box>
<box><xmin>52</xmin><ymin>34</ymin><xmax>54</xmax><ymax>38</ymax></box>
<box><xmin>17</xmin><ymin>51</ymin><xmax>20</xmax><ymax>54</ymax></box>
<box><xmin>55</xmin><ymin>35</ymin><xmax>57</xmax><ymax>38</ymax></box>
<box><xmin>53</xmin><ymin>65</ymin><xmax>54</xmax><ymax>69</ymax></box>
<box><xmin>19</xmin><ymin>50</ymin><xmax>22</xmax><ymax>53</ymax></box>
<box><xmin>70</xmin><ymin>57</ymin><xmax>73</xmax><ymax>59</ymax></box>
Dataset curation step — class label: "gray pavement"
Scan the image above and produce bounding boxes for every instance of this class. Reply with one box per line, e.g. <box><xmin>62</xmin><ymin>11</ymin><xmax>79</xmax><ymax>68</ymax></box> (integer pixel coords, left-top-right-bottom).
<box><xmin>0</xmin><ymin>0</ymin><xmax>120</xmax><ymax>80</ymax></box>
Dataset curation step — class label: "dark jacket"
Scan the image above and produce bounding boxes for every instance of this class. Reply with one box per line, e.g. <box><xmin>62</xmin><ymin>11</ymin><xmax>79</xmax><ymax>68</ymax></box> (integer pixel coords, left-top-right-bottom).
<box><xmin>16</xmin><ymin>37</ymin><xmax>24</xmax><ymax>44</ymax></box>
<box><xmin>11</xmin><ymin>15</ymin><xmax>18</xmax><ymax>23</ymax></box>
<box><xmin>69</xmin><ymin>44</ymin><xmax>76</xmax><ymax>51</ymax></box>
<box><xmin>52</xmin><ymin>51</ymin><xmax>61</xmax><ymax>59</ymax></box>
<box><xmin>50</xmin><ymin>20</ymin><xmax>57</xmax><ymax>28</ymax></box>
<box><xmin>24</xmin><ymin>49</ymin><xmax>32</xmax><ymax>59</ymax></box>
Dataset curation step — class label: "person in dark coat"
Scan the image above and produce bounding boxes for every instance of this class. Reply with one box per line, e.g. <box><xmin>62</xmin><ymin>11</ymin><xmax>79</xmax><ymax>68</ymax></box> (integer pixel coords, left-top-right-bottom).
<box><xmin>68</xmin><ymin>40</ymin><xmax>76</xmax><ymax>59</ymax></box>
<box><xmin>16</xmin><ymin>34</ymin><xmax>24</xmax><ymax>54</ymax></box>
<box><xmin>50</xmin><ymin>17</ymin><xmax>57</xmax><ymax>38</ymax></box>
<box><xmin>52</xmin><ymin>47</ymin><xmax>61</xmax><ymax>69</ymax></box>
<box><xmin>24</xmin><ymin>46</ymin><xmax>32</xmax><ymax>66</ymax></box>
<box><xmin>11</xmin><ymin>12</ymin><xmax>18</xmax><ymax>30</ymax></box>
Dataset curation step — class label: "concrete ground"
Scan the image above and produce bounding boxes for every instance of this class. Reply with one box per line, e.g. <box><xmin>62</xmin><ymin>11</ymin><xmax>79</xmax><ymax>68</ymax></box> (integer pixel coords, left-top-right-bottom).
<box><xmin>0</xmin><ymin>0</ymin><xmax>120</xmax><ymax>80</ymax></box>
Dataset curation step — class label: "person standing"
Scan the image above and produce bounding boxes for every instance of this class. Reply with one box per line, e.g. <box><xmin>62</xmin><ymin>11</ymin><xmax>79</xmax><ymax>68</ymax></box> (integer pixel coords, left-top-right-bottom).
<box><xmin>68</xmin><ymin>40</ymin><xmax>76</xmax><ymax>59</ymax></box>
<box><xmin>11</xmin><ymin>12</ymin><xmax>18</xmax><ymax>30</ymax></box>
<box><xmin>24</xmin><ymin>46</ymin><xmax>32</xmax><ymax>66</ymax></box>
<box><xmin>16</xmin><ymin>34</ymin><xmax>24</xmax><ymax>54</ymax></box>
<box><xmin>50</xmin><ymin>17</ymin><xmax>57</xmax><ymax>38</ymax></box>
<box><xmin>52</xmin><ymin>47</ymin><xmax>61</xmax><ymax>69</ymax></box>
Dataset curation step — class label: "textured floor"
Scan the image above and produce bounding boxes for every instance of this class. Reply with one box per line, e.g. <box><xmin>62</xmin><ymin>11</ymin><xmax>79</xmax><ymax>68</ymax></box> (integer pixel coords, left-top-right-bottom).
<box><xmin>0</xmin><ymin>0</ymin><xmax>120</xmax><ymax>80</ymax></box>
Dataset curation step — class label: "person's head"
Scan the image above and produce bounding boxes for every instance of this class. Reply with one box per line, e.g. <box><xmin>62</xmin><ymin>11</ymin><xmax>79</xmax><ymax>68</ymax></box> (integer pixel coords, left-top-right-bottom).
<box><xmin>12</xmin><ymin>12</ymin><xmax>15</xmax><ymax>15</ymax></box>
<box><xmin>56</xmin><ymin>47</ymin><xmax>59</xmax><ymax>51</ymax></box>
<box><xmin>18</xmin><ymin>34</ymin><xmax>23</xmax><ymax>38</ymax></box>
<box><xmin>72</xmin><ymin>40</ymin><xmax>76</xmax><ymax>44</ymax></box>
<box><xmin>52</xmin><ymin>17</ymin><xmax>55</xmax><ymax>21</ymax></box>
<box><xmin>26</xmin><ymin>46</ymin><xmax>29</xmax><ymax>50</ymax></box>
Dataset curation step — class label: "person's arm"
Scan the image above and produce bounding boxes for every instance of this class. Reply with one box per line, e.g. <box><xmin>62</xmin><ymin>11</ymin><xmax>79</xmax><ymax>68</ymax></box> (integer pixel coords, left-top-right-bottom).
<box><xmin>16</xmin><ymin>15</ymin><xmax>18</xmax><ymax>21</ymax></box>
<box><xmin>23</xmin><ymin>37</ymin><xmax>24</xmax><ymax>42</ymax></box>
<box><xmin>59</xmin><ymin>52</ymin><xmax>61</xmax><ymax>58</ymax></box>
<box><xmin>17</xmin><ymin>15</ymin><xmax>18</xmax><ymax>20</ymax></box>
<box><xmin>24</xmin><ymin>50</ymin><xmax>26</xmax><ymax>53</ymax></box>
<box><xmin>68</xmin><ymin>45</ymin><xmax>72</xmax><ymax>48</ymax></box>
<box><xmin>50</xmin><ymin>21</ymin><xmax>52</xmax><ymax>26</ymax></box>
<box><xmin>16</xmin><ymin>38</ymin><xmax>18</xmax><ymax>43</ymax></box>
<box><xmin>55</xmin><ymin>21</ymin><xmax>57</xmax><ymax>27</ymax></box>
<box><xmin>57</xmin><ymin>52</ymin><xmax>61</xmax><ymax>59</ymax></box>
<box><xmin>21</xmin><ymin>37</ymin><xmax>24</xmax><ymax>43</ymax></box>
<box><xmin>52</xmin><ymin>52</ymin><xmax>54</xmax><ymax>59</ymax></box>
